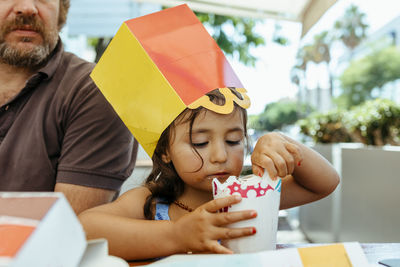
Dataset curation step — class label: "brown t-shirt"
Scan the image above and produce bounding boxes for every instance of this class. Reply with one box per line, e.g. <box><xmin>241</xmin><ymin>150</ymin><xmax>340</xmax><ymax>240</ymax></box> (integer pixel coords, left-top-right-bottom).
<box><xmin>0</xmin><ymin>41</ymin><xmax>138</xmax><ymax>191</ymax></box>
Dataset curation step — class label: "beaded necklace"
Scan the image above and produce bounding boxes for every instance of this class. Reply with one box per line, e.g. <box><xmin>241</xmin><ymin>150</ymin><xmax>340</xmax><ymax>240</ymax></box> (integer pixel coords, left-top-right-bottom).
<box><xmin>173</xmin><ymin>200</ymin><xmax>194</xmax><ymax>212</ymax></box>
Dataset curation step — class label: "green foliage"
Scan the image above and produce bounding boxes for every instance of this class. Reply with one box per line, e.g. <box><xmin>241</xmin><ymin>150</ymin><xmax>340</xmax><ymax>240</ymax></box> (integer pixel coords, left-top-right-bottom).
<box><xmin>298</xmin><ymin>99</ymin><xmax>400</xmax><ymax>145</ymax></box>
<box><xmin>333</xmin><ymin>4</ymin><xmax>368</xmax><ymax>50</ymax></box>
<box><xmin>344</xmin><ymin>99</ymin><xmax>400</xmax><ymax>145</ymax></box>
<box><xmin>339</xmin><ymin>46</ymin><xmax>400</xmax><ymax>107</ymax></box>
<box><xmin>195</xmin><ymin>12</ymin><xmax>266</xmax><ymax>66</ymax></box>
<box><xmin>272</xmin><ymin>23</ymin><xmax>289</xmax><ymax>46</ymax></box>
<box><xmin>250</xmin><ymin>101</ymin><xmax>311</xmax><ymax>131</ymax></box>
<box><xmin>87</xmin><ymin>37</ymin><xmax>112</xmax><ymax>63</ymax></box>
<box><xmin>298</xmin><ymin>110</ymin><xmax>352</xmax><ymax>143</ymax></box>
<box><xmin>87</xmin><ymin>37</ymin><xmax>99</xmax><ymax>48</ymax></box>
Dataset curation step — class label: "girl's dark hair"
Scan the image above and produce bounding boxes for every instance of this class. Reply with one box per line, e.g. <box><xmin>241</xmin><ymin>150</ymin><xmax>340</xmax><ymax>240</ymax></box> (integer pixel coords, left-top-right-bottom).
<box><xmin>143</xmin><ymin>88</ymin><xmax>248</xmax><ymax>219</ymax></box>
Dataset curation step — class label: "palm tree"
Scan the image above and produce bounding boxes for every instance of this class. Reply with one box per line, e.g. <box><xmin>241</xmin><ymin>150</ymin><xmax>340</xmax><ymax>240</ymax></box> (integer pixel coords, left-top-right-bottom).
<box><xmin>310</xmin><ymin>31</ymin><xmax>333</xmax><ymax>97</ymax></box>
<box><xmin>291</xmin><ymin>44</ymin><xmax>314</xmax><ymax>104</ymax></box>
<box><xmin>293</xmin><ymin>4</ymin><xmax>369</xmax><ymax>110</ymax></box>
<box><xmin>334</xmin><ymin>4</ymin><xmax>369</xmax><ymax>53</ymax></box>
<box><xmin>310</xmin><ymin>31</ymin><xmax>331</xmax><ymax>64</ymax></box>
<box><xmin>294</xmin><ymin>32</ymin><xmax>333</xmax><ymax>105</ymax></box>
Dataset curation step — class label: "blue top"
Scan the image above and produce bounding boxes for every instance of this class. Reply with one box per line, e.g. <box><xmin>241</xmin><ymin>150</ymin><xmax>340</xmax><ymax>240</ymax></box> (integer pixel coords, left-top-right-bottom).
<box><xmin>155</xmin><ymin>201</ymin><xmax>170</xmax><ymax>220</ymax></box>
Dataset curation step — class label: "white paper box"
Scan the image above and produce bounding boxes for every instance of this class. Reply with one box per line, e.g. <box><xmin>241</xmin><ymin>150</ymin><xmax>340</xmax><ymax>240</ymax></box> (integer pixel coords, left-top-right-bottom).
<box><xmin>0</xmin><ymin>192</ymin><xmax>86</xmax><ymax>267</ymax></box>
<box><xmin>0</xmin><ymin>192</ymin><xmax>129</xmax><ymax>267</ymax></box>
<box><xmin>213</xmin><ymin>173</ymin><xmax>281</xmax><ymax>253</ymax></box>
<box><xmin>78</xmin><ymin>239</ymin><xmax>129</xmax><ymax>267</ymax></box>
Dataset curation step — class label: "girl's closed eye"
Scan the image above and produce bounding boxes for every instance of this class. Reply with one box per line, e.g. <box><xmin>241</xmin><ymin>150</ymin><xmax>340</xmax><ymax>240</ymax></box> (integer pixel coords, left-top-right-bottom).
<box><xmin>192</xmin><ymin>141</ymin><xmax>208</xmax><ymax>147</ymax></box>
<box><xmin>226</xmin><ymin>130</ymin><xmax>244</xmax><ymax>146</ymax></box>
<box><xmin>226</xmin><ymin>139</ymin><xmax>242</xmax><ymax>145</ymax></box>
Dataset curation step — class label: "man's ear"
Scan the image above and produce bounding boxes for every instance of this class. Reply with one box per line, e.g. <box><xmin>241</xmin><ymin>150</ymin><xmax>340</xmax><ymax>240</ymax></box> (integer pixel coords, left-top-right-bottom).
<box><xmin>161</xmin><ymin>152</ymin><xmax>171</xmax><ymax>163</ymax></box>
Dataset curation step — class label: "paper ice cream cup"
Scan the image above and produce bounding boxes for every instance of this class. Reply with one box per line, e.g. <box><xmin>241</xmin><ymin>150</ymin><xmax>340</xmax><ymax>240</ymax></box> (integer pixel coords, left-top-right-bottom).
<box><xmin>212</xmin><ymin>172</ymin><xmax>281</xmax><ymax>253</ymax></box>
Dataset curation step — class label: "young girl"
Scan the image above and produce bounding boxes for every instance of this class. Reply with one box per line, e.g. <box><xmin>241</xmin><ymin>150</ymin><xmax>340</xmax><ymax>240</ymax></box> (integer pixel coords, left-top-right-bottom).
<box><xmin>79</xmin><ymin>88</ymin><xmax>340</xmax><ymax>260</ymax></box>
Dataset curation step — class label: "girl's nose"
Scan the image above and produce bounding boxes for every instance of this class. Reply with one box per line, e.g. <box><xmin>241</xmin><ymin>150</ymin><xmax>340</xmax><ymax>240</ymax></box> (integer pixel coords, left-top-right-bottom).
<box><xmin>210</xmin><ymin>142</ymin><xmax>228</xmax><ymax>163</ymax></box>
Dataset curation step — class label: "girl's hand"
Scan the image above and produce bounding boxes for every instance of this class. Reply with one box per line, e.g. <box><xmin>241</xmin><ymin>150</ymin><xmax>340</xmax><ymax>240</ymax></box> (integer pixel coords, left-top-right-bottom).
<box><xmin>251</xmin><ymin>132</ymin><xmax>303</xmax><ymax>179</ymax></box>
<box><xmin>172</xmin><ymin>195</ymin><xmax>257</xmax><ymax>254</ymax></box>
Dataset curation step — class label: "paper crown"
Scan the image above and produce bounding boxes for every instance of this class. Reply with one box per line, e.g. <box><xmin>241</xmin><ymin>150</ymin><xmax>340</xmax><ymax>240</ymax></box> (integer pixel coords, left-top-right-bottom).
<box><xmin>91</xmin><ymin>4</ymin><xmax>250</xmax><ymax>157</ymax></box>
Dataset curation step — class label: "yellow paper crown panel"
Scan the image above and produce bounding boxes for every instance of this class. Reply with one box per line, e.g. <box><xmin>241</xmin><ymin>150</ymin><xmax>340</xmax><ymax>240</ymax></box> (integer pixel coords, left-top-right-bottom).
<box><xmin>91</xmin><ymin>23</ymin><xmax>186</xmax><ymax>157</ymax></box>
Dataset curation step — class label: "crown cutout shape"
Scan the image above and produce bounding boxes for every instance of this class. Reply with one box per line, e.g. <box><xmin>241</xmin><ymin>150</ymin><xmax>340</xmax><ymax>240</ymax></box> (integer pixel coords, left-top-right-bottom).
<box><xmin>213</xmin><ymin>174</ymin><xmax>282</xmax><ymax>199</ymax></box>
<box><xmin>226</xmin><ymin>182</ymin><xmax>275</xmax><ymax>198</ymax></box>
<box><xmin>188</xmin><ymin>87</ymin><xmax>250</xmax><ymax>114</ymax></box>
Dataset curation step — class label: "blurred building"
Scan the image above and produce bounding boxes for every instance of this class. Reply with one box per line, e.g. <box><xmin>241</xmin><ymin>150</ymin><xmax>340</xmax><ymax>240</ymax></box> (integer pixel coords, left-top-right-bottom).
<box><xmin>352</xmin><ymin>15</ymin><xmax>400</xmax><ymax>56</ymax></box>
<box><xmin>298</xmin><ymin>14</ymin><xmax>400</xmax><ymax>112</ymax></box>
<box><xmin>343</xmin><ymin>15</ymin><xmax>400</xmax><ymax>103</ymax></box>
<box><xmin>61</xmin><ymin>0</ymin><xmax>161</xmax><ymax>61</ymax></box>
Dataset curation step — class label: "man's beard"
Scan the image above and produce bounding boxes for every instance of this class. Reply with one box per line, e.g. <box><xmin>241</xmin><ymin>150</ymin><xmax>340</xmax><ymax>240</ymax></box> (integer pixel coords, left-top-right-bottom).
<box><xmin>0</xmin><ymin>14</ymin><xmax>58</xmax><ymax>70</ymax></box>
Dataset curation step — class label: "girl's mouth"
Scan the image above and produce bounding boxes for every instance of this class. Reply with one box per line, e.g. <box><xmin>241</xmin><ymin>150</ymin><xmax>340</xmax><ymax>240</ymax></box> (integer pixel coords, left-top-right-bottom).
<box><xmin>207</xmin><ymin>173</ymin><xmax>230</xmax><ymax>180</ymax></box>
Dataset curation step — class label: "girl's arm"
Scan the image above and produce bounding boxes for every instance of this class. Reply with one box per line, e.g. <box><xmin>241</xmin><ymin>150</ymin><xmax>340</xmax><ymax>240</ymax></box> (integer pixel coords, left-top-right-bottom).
<box><xmin>251</xmin><ymin>132</ymin><xmax>340</xmax><ymax>210</ymax></box>
<box><xmin>78</xmin><ymin>188</ymin><xmax>256</xmax><ymax>260</ymax></box>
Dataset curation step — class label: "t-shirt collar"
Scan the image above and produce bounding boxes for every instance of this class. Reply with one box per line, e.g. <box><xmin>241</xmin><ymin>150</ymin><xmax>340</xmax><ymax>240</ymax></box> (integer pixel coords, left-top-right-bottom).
<box><xmin>36</xmin><ymin>37</ymin><xmax>63</xmax><ymax>81</ymax></box>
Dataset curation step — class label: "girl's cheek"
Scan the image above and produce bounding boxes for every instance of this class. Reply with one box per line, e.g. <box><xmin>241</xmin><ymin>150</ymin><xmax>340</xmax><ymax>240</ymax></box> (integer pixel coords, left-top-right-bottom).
<box><xmin>184</xmin><ymin>151</ymin><xmax>203</xmax><ymax>172</ymax></box>
<box><xmin>233</xmin><ymin>149</ymin><xmax>245</xmax><ymax>171</ymax></box>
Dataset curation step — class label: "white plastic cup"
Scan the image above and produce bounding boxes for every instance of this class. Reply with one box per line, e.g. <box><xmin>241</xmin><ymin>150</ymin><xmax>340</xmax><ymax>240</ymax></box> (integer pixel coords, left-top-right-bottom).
<box><xmin>212</xmin><ymin>172</ymin><xmax>281</xmax><ymax>253</ymax></box>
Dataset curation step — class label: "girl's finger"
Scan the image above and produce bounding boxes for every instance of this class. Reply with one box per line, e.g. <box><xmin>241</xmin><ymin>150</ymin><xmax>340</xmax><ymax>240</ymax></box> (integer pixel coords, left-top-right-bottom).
<box><xmin>216</xmin><ymin>226</ymin><xmax>256</xmax><ymax>240</ymax></box>
<box><xmin>285</xmin><ymin>142</ymin><xmax>303</xmax><ymax>167</ymax></box>
<box><xmin>277</xmin><ymin>147</ymin><xmax>296</xmax><ymax>174</ymax></box>
<box><xmin>203</xmin><ymin>195</ymin><xmax>242</xmax><ymax>213</ymax></box>
<box><xmin>213</xmin><ymin>210</ymin><xmax>257</xmax><ymax>226</ymax></box>
<box><xmin>251</xmin><ymin>155</ymin><xmax>277</xmax><ymax>178</ymax></box>
<box><xmin>268</xmin><ymin>152</ymin><xmax>288</xmax><ymax>178</ymax></box>
<box><xmin>207</xmin><ymin>241</ymin><xmax>233</xmax><ymax>254</ymax></box>
<box><xmin>252</xmin><ymin>164</ymin><xmax>264</xmax><ymax>177</ymax></box>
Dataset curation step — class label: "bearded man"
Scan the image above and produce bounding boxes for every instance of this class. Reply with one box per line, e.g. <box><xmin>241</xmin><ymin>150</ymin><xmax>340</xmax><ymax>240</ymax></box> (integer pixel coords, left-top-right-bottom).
<box><xmin>0</xmin><ymin>0</ymin><xmax>138</xmax><ymax>214</ymax></box>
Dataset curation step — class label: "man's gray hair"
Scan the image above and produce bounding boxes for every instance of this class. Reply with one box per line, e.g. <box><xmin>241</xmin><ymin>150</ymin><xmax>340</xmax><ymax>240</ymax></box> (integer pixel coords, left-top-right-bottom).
<box><xmin>59</xmin><ymin>0</ymin><xmax>70</xmax><ymax>30</ymax></box>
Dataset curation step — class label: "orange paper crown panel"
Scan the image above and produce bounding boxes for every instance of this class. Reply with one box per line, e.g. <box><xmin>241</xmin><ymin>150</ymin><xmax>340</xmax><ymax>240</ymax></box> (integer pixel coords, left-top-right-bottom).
<box><xmin>124</xmin><ymin>4</ymin><xmax>243</xmax><ymax>105</ymax></box>
<box><xmin>91</xmin><ymin>4</ymin><xmax>244</xmax><ymax>157</ymax></box>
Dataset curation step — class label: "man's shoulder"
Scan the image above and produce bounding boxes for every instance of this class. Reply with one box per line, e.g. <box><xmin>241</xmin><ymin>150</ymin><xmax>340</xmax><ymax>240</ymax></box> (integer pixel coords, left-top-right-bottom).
<box><xmin>49</xmin><ymin>50</ymin><xmax>99</xmax><ymax>98</ymax></box>
<box><xmin>60</xmin><ymin>50</ymin><xmax>96</xmax><ymax>76</ymax></box>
